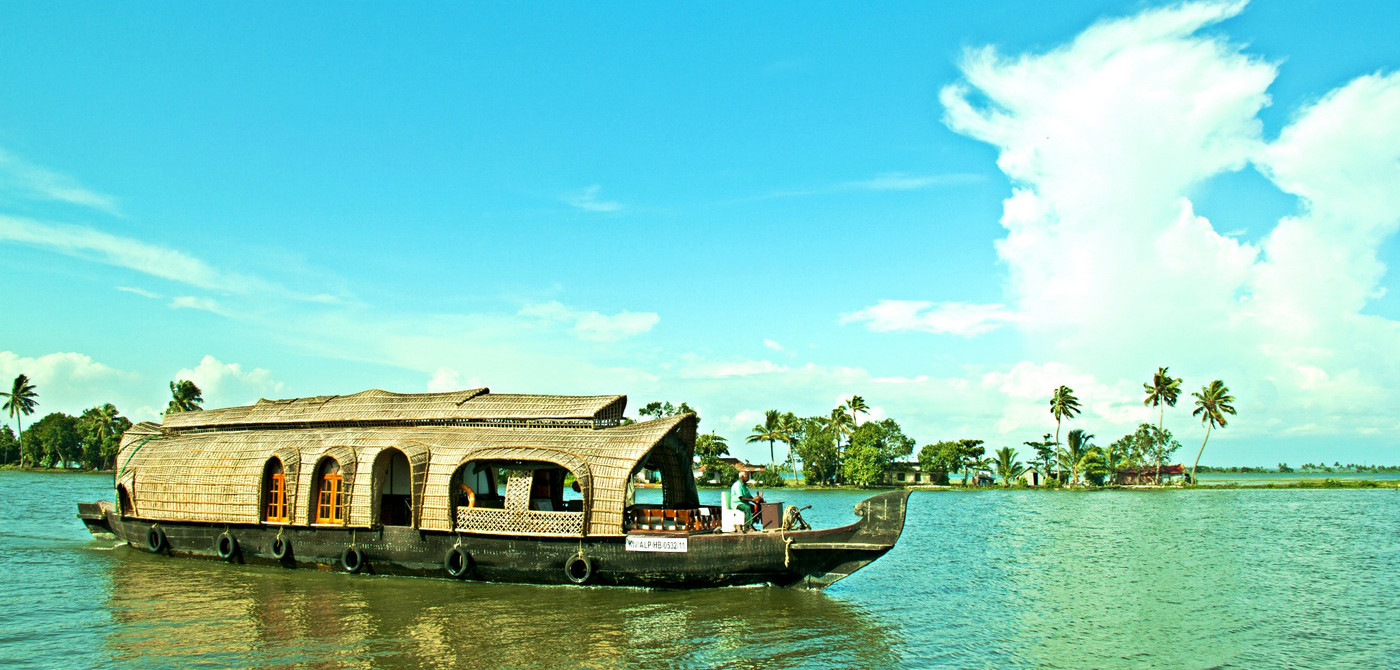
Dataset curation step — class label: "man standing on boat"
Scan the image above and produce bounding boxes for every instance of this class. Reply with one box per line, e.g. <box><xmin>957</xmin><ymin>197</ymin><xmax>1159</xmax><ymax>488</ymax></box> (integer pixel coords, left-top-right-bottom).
<box><xmin>730</xmin><ymin>471</ymin><xmax>764</xmax><ymax>530</ymax></box>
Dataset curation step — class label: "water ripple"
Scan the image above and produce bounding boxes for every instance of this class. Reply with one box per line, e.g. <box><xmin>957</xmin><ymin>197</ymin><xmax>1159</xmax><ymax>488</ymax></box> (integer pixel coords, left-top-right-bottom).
<box><xmin>3</xmin><ymin>473</ymin><xmax>1399</xmax><ymax>668</ymax></box>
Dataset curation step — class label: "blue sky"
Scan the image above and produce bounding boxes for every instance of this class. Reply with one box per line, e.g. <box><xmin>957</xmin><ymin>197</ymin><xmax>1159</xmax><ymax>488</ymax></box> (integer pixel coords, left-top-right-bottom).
<box><xmin>2</xmin><ymin>1</ymin><xmax>1398</xmax><ymax>466</ymax></box>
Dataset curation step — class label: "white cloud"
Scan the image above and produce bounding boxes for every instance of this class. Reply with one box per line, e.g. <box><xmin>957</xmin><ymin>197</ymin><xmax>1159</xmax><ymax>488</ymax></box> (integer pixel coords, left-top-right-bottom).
<box><xmin>762</xmin><ymin>338</ymin><xmax>784</xmax><ymax>352</ymax></box>
<box><xmin>842</xmin><ymin>299</ymin><xmax>1016</xmax><ymax>336</ymax></box>
<box><xmin>0</xmin><ymin>350</ymin><xmax>145</xmax><ymax>419</ymax></box>
<box><xmin>719</xmin><ymin>409</ymin><xmax>766</xmax><ymax>435</ymax></box>
<box><xmin>519</xmin><ymin>301</ymin><xmax>659</xmax><ymax>341</ymax></box>
<box><xmin>427</xmin><ymin>366</ymin><xmax>483</xmax><ymax>392</ymax></box>
<box><xmin>0</xmin><ymin>148</ymin><xmax>121</xmax><ymax>215</ymax></box>
<box><xmin>872</xmin><ymin>375</ymin><xmax>929</xmax><ymax>384</ymax></box>
<box><xmin>0</xmin><ymin>351</ymin><xmax>127</xmax><ymax>387</ymax></box>
<box><xmin>174</xmin><ymin>355</ymin><xmax>283</xmax><ymax>408</ymax></box>
<box><xmin>427</xmin><ymin>366</ymin><xmax>461</xmax><ymax>392</ymax></box>
<box><xmin>860</xmin><ymin>405</ymin><xmax>888</xmax><ymax>423</ymax></box>
<box><xmin>564</xmin><ymin>185</ymin><xmax>624</xmax><ymax>212</ymax></box>
<box><xmin>841</xmin><ymin>1</ymin><xmax>1400</xmax><ymax>440</ymax></box>
<box><xmin>939</xmin><ymin>0</ymin><xmax>1273</xmax><ymax>353</ymax></box>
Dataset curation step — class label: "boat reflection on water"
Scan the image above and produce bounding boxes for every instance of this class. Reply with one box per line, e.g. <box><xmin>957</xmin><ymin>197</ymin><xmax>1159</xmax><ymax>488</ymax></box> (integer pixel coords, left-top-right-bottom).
<box><xmin>102</xmin><ymin>546</ymin><xmax>900</xmax><ymax>668</ymax></box>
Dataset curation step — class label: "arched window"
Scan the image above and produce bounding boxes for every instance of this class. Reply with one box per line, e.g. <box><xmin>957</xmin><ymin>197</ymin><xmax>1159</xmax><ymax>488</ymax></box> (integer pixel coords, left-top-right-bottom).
<box><xmin>315</xmin><ymin>459</ymin><xmax>345</xmax><ymax>524</ymax></box>
<box><xmin>263</xmin><ymin>458</ymin><xmax>288</xmax><ymax>522</ymax></box>
<box><xmin>374</xmin><ymin>448</ymin><xmax>412</xmax><ymax>527</ymax></box>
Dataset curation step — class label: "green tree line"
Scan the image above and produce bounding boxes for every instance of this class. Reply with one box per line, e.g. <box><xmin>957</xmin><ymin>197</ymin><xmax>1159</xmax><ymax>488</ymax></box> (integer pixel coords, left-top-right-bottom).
<box><xmin>682</xmin><ymin>395</ymin><xmax>917</xmax><ymax>488</ymax></box>
<box><xmin>1</xmin><ymin>373</ymin><xmax>206</xmax><ymax>470</ymax></box>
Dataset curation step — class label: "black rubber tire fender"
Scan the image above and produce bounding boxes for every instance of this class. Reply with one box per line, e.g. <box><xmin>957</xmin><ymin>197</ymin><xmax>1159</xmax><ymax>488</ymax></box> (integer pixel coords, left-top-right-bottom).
<box><xmin>146</xmin><ymin>525</ymin><xmax>167</xmax><ymax>553</ymax></box>
<box><xmin>340</xmin><ymin>545</ymin><xmax>365</xmax><ymax>574</ymax></box>
<box><xmin>215</xmin><ymin>532</ymin><xmax>238</xmax><ymax>561</ymax></box>
<box><xmin>271</xmin><ymin>536</ymin><xmax>291</xmax><ymax>562</ymax></box>
<box><xmin>443</xmin><ymin>545</ymin><xmax>472</xmax><ymax>579</ymax></box>
<box><xmin>565</xmin><ymin>554</ymin><xmax>593</xmax><ymax>585</ymax></box>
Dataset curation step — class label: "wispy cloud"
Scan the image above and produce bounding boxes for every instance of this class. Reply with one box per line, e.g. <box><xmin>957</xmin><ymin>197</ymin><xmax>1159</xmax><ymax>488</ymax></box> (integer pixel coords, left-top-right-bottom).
<box><xmin>169</xmin><ymin>296</ymin><xmax>231</xmax><ymax>317</ymax></box>
<box><xmin>116</xmin><ymin>286</ymin><xmax>162</xmax><ymax>299</ymax></box>
<box><xmin>681</xmin><ymin>359</ymin><xmax>787</xmax><ymax>379</ymax></box>
<box><xmin>738</xmin><ymin>171</ymin><xmax>983</xmax><ymax>202</ymax></box>
<box><xmin>564</xmin><ymin>185</ymin><xmax>624</xmax><ymax>212</ymax></box>
<box><xmin>519</xmin><ymin>301</ymin><xmax>659</xmax><ymax>341</ymax></box>
<box><xmin>842</xmin><ymin>172</ymin><xmax>984</xmax><ymax>191</ymax></box>
<box><xmin>0</xmin><ymin>149</ymin><xmax>122</xmax><ymax>215</ymax></box>
<box><xmin>0</xmin><ymin>215</ymin><xmax>344</xmax><ymax>305</ymax></box>
<box><xmin>842</xmin><ymin>299</ymin><xmax>1017</xmax><ymax>337</ymax></box>
<box><xmin>0</xmin><ymin>148</ymin><xmax>122</xmax><ymax>215</ymax></box>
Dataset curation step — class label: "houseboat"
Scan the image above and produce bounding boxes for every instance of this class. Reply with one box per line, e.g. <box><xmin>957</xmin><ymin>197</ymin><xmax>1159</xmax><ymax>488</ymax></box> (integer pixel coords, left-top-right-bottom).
<box><xmin>77</xmin><ymin>388</ymin><xmax>910</xmax><ymax>589</ymax></box>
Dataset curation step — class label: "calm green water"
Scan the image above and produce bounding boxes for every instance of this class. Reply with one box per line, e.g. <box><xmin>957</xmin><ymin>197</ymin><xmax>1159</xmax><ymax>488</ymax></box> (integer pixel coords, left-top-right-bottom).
<box><xmin>3</xmin><ymin>471</ymin><xmax>1398</xmax><ymax>668</ymax></box>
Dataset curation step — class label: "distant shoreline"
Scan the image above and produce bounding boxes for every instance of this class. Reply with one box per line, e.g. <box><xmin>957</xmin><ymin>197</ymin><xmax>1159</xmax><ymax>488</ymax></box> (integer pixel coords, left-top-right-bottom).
<box><xmin>0</xmin><ymin>466</ymin><xmax>113</xmax><ymax>475</ymax></box>
<box><xmin>700</xmin><ymin>479</ymin><xmax>1400</xmax><ymax>491</ymax></box>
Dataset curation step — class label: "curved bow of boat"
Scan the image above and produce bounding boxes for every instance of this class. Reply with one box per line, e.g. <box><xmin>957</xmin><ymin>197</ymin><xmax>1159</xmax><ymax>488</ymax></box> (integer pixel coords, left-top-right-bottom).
<box><xmin>784</xmin><ymin>489</ymin><xmax>912</xmax><ymax>589</ymax></box>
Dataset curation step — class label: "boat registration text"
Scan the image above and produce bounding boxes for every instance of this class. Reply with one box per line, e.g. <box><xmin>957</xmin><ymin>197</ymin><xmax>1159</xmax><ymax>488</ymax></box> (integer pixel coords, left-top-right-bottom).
<box><xmin>625</xmin><ymin>536</ymin><xmax>689</xmax><ymax>553</ymax></box>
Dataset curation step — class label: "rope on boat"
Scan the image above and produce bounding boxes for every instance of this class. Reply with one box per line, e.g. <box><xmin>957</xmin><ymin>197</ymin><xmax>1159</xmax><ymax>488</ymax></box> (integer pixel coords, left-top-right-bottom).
<box><xmin>115</xmin><ymin>434</ymin><xmax>160</xmax><ymax>488</ymax></box>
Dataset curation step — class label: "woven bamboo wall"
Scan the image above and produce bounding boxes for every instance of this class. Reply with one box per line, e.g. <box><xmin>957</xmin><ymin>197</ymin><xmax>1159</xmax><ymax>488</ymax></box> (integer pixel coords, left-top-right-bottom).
<box><xmin>116</xmin><ymin>414</ymin><xmax>697</xmax><ymax>537</ymax></box>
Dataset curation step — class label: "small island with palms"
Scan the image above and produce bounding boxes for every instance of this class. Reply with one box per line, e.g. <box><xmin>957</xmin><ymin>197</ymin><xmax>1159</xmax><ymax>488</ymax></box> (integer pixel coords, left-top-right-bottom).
<box><xmin>685</xmin><ymin>368</ymin><xmax>1396</xmax><ymax>491</ymax></box>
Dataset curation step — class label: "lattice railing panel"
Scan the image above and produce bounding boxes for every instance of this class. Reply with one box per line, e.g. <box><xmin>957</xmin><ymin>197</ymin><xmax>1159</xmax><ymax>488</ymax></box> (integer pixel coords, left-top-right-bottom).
<box><xmin>455</xmin><ymin>507</ymin><xmax>585</xmax><ymax>536</ymax></box>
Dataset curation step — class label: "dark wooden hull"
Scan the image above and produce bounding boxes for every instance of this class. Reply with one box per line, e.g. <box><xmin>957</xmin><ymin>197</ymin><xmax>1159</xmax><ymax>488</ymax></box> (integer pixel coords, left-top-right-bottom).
<box><xmin>78</xmin><ymin>490</ymin><xmax>910</xmax><ymax>589</ymax></box>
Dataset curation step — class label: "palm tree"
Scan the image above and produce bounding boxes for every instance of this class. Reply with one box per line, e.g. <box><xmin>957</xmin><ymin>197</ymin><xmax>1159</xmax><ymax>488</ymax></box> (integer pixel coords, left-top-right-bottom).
<box><xmin>1</xmin><ymin>374</ymin><xmax>39</xmax><ymax>467</ymax></box>
<box><xmin>1049</xmin><ymin>385</ymin><xmax>1081</xmax><ymax>450</ymax></box>
<box><xmin>994</xmin><ymin>446</ymin><xmax>1025</xmax><ymax>487</ymax></box>
<box><xmin>1101</xmin><ymin>441</ymin><xmax>1128</xmax><ymax>487</ymax></box>
<box><xmin>746</xmin><ymin>409</ymin><xmax>784</xmax><ymax>471</ymax></box>
<box><xmin>823</xmin><ymin>406</ymin><xmax>855</xmax><ymax>484</ymax></box>
<box><xmin>1061</xmin><ymin>429</ymin><xmax>1095</xmax><ymax>487</ymax></box>
<box><xmin>825</xmin><ymin>406</ymin><xmax>854</xmax><ymax>450</ymax></box>
<box><xmin>778</xmin><ymin>411</ymin><xmax>801</xmax><ymax>482</ymax></box>
<box><xmin>845</xmin><ymin>395</ymin><xmax>869</xmax><ymax>428</ymax></box>
<box><xmin>1190</xmin><ymin>380</ymin><xmax>1237</xmax><ymax>485</ymax></box>
<box><xmin>167</xmin><ymin>379</ymin><xmax>204</xmax><ymax>414</ymax></box>
<box><xmin>1143</xmin><ymin>367</ymin><xmax>1183</xmax><ymax>483</ymax></box>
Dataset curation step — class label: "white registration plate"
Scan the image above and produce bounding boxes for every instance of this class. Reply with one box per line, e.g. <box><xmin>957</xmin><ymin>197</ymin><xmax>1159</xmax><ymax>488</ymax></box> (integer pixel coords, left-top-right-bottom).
<box><xmin>625</xmin><ymin>535</ymin><xmax>689</xmax><ymax>553</ymax></box>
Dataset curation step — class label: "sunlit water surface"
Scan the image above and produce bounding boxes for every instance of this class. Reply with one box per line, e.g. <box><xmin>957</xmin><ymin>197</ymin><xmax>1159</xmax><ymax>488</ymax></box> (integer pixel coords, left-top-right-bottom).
<box><xmin>3</xmin><ymin>471</ymin><xmax>1398</xmax><ymax>668</ymax></box>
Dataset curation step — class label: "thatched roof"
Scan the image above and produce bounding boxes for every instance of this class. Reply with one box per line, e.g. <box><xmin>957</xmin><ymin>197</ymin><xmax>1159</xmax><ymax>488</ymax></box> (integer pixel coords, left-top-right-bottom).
<box><xmin>160</xmin><ymin>388</ymin><xmax>628</xmax><ymax>431</ymax></box>
<box><xmin>118</xmin><ymin>389</ymin><xmax>695</xmax><ymax>537</ymax></box>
